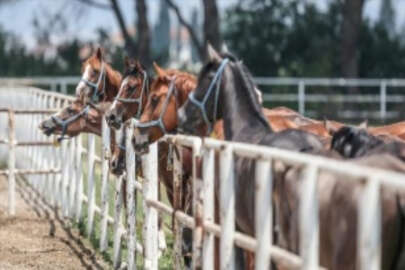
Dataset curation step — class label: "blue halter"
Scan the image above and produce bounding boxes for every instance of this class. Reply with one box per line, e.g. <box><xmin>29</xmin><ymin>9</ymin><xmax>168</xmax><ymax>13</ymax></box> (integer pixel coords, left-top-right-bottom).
<box><xmin>188</xmin><ymin>58</ymin><xmax>229</xmax><ymax>134</ymax></box>
<box><xmin>81</xmin><ymin>62</ymin><xmax>106</xmax><ymax>103</ymax></box>
<box><xmin>135</xmin><ymin>77</ymin><xmax>177</xmax><ymax>135</ymax></box>
<box><xmin>51</xmin><ymin>105</ymin><xmax>91</xmax><ymax>142</ymax></box>
<box><xmin>112</xmin><ymin>71</ymin><xmax>148</xmax><ymax>119</ymax></box>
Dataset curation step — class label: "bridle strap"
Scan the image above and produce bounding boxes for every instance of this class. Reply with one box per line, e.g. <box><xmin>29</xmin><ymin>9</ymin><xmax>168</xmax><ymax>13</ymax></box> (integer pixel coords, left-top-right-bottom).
<box><xmin>135</xmin><ymin>76</ymin><xmax>177</xmax><ymax>135</ymax></box>
<box><xmin>188</xmin><ymin>58</ymin><xmax>229</xmax><ymax>134</ymax></box>
<box><xmin>81</xmin><ymin>62</ymin><xmax>106</xmax><ymax>103</ymax></box>
<box><xmin>112</xmin><ymin>71</ymin><xmax>148</xmax><ymax>119</ymax></box>
<box><xmin>51</xmin><ymin>105</ymin><xmax>90</xmax><ymax>141</ymax></box>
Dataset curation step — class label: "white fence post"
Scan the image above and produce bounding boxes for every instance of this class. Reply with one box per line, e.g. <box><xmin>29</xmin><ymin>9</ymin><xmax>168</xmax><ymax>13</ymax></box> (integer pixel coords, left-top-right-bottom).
<box><xmin>8</xmin><ymin>110</ymin><xmax>15</xmax><ymax>216</ymax></box>
<box><xmin>173</xmin><ymin>144</ymin><xmax>184</xmax><ymax>269</ymax></box>
<box><xmin>358</xmin><ymin>178</ymin><xmax>381</xmax><ymax>270</ymax></box>
<box><xmin>202</xmin><ymin>148</ymin><xmax>215</xmax><ymax>270</ymax></box>
<box><xmin>126</xmin><ymin>123</ymin><xmax>137</xmax><ymax>270</ymax></box>
<box><xmin>113</xmin><ymin>175</ymin><xmax>124</xmax><ymax>269</ymax></box>
<box><xmin>143</xmin><ymin>142</ymin><xmax>159</xmax><ymax>270</ymax></box>
<box><xmin>298</xmin><ymin>81</ymin><xmax>306</xmax><ymax>115</ymax></box>
<box><xmin>100</xmin><ymin>117</ymin><xmax>111</xmax><ymax>251</ymax></box>
<box><xmin>255</xmin><ymin>159</ymin><xmax>272</xmax><ymax>270</ymax></box>
<box><xmin>87</xmin><ymin>134</ymin><xmax>96</xmax><ymax>236</ymax></box>
<box><xmin>192</xmin><ymin>140</ymin><xmax>203</xmax><ymax>270</ymax></box>
<box><xmin>220</xmin><ymin>145</ymin><xmax>235</xmax><ymax>270</ymax></box>
<box><xmin>299</xmin><ymin>165</ymin><xmax>319</xmax><ymax>270</ymax></box>
<box><xmin>68</xmin><ymin>137</ymin><xmax>77</xmax><ymax>218</ymax></box>
<box><xmin>380</xmin><ymin>81</ymin><xmax>387</xmax><ymax>120</ymax></box>
<box><xmin>75</xmin><ymin>135</ymin><xmax>84</xmax><ymax>222</ymax></box>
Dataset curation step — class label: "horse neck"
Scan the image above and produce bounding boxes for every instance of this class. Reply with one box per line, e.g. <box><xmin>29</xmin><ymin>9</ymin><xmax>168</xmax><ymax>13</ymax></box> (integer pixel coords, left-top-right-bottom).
<box><xmin>221</xmin><ymin>66</ymin><xmax>271</xmax><ymax>142</ymax></box>
<box><xmin>104</xmin><ymin>66</ymin><xmax>121</xmax><ymax>102</ymax></box>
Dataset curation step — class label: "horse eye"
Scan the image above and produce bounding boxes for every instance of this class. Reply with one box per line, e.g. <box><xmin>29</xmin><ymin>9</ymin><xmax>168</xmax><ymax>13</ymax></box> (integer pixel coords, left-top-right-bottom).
<box><xmin>67</xmin><ymin>108</ymin><xmax>74</xmax><ymax>114</ymax></box>
<box><xmin>151</xmin><ymin>96</ymin><xmax>159</xmax><ymax>106</ymax></box>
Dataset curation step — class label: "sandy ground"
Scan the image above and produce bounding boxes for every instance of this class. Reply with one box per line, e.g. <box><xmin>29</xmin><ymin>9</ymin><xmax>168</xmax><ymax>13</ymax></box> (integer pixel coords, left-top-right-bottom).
<box><xmin>0</xmin><ymin>175</ymin><xmax>110</xmax><ymax>270</ymax></box>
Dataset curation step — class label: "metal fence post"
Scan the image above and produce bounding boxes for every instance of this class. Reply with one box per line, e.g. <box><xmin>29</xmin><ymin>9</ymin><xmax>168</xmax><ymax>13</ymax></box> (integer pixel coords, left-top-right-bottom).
<box><xmin>143</xmin><ymin>142</ymin><xmax>159</xmax><ymax>270</ymax></box>
<box><xmin>173</xmin><ymin>144</ymin><xmax>184</xmax><ymax>269</ymax></box>
<box><xmin>220</xmin><ymin>145</ymin><xmax>235</xmax><ymax>270</ymax></box>
<box><xmin>100</xmin><ymin>118</ymin><xmax>111</xmax><ymax>252</ymax></box>
<box><xmin>202</xmin><ymin>148</ymin><xmax>215</xmax><ymax>270</ymax></box>
<box><xmin>299</xmin><ymin>165</ymin><xmax>319</xmax><ymax>270</ymax></box>
<box><xmin>87</xmin><ymin>134</ymin><xmax>96</xmax><ymax>236</ymax></box>
<box><xmin>8</xmin><ymin>109</ymin><xmax>16</xmax><ymax>216</ymax></box>
<box><xmin>380</xmin><ymin>81</ymin><xmax>387</xmax><ymax>120</ymax></box>
<box><xmin>298</xmin><ymin>81</ymin><xmax>306</xmax><ymax>115</ymax></box>
<box><xmin>255</xmin><ymin>159</ymin><xmax>272</xmax><ymax>270</ymax></box>
<box><xmin>358</xmin><ymin>178</ymin><xmax>381</xmax><ymax>270</ymax></box>
<box><xmin>126</xmin><ymin>123</ymin><xmax>137</xmax><ymax>270</ymax></box>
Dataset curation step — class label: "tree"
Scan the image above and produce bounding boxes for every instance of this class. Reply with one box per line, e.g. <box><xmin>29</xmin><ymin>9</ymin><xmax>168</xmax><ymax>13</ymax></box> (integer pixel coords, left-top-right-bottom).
<box><xmin>152</xmin><ymin>0</ymin><xmax>171</xmax><ymax>62</ymax></box>
<box><xmin>379</xmin><ymin>0</ymin><xmax>395</xmax><ymax>38</ymax></box>
<box><xmin>165</xmin><ymin>0</ymin><xmax>221</xmax><ymax>60</ymax></box>
<box><xmin>340</xmin><ymin>0</ymin><xmax>365</xmax><ymax>79</ymax></box>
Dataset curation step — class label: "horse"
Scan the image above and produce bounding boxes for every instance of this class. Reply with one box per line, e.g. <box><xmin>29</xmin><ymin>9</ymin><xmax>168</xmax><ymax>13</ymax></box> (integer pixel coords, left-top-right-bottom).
<box><xmin>105</xmin><ymin>58</ymin><xmax>149</xmax><ymax>130</ymax></box>
<box><xmin>275</xmin><ymin>151</ymin><xmax>405</xmax><ymax>270</ymax></box>
<box><xmin>176</xmin><ymin>45</ymin><xmax>326</xmax><ymax>268</ymax></box>
<box><xmin>76</xmin><ymin>47</ymin><xmax>122</xmax><ymax>104</ymax></box>
<box><xmin>327</xmin><ymin>122</ymin><xmax>405</xmax><ymax>161</ymax></box>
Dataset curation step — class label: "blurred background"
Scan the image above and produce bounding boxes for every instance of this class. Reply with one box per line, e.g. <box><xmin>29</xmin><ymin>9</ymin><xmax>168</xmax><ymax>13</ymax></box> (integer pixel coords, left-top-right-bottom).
<box><xmin>0</xmin><ymin>0</ymin><xmax>404</xmax><ymax>123</ymax></box>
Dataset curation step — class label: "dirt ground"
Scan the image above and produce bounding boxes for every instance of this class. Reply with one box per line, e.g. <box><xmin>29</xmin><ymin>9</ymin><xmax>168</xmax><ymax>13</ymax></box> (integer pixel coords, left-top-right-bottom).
<box><xmin>0</xmin><ymin>175</ymin><xmax>110</xmax><ymax>270</ymax></box>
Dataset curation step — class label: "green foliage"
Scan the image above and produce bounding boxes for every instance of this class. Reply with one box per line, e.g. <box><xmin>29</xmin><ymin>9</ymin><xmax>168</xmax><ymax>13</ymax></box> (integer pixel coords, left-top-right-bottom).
<box><xmin>224</xmin><ymin>0</ymin><xmax>405</xmax><ymax>78</ymax></box>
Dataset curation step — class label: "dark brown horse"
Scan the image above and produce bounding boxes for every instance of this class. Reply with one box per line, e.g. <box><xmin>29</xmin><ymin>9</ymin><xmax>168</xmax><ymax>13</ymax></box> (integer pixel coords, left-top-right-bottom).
<box><xmin>176</xmin><ymin>45</ymin><xmax>330</xmax><ymax>269</ymax></box>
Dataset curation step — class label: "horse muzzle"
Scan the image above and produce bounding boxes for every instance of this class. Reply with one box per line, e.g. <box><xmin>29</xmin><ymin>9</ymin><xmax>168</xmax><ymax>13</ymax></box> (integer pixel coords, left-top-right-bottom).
<box><xmin>110</xmin><ymin>157</ymin><xmax>125</xmax><ymax>176</ymax></box>
<box><xmin>132</xmin><ymin>132</ymin><xmax>150</xmax><ymax>155</ymax></box>
<box><xmin>38</xmin><ymin>119</ymin><xmax>57</xmax><ymax>136</ymax></box>
<box><xmin>106</xmin><ymin>111</ymin><xmax>123</xmax><ymax>130</ymax></box>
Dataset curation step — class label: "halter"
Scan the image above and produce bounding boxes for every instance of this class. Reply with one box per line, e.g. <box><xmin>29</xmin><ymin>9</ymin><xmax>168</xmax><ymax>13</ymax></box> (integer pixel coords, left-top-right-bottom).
<box><xmin>81</xmin><ymin>62</ymin><xmax>106</xmax><ymax>103</ymax></box>
<box><xmin>112</xmin><ymin>71</ymin><xmax>148</xmax><ymax>119</ymax></box>
<box><xmin>51</xmin><ymin>105</ymin><xmax>91</xmax><ymax>142</ymax></box>
<box><xmin>188</xmin><ymin>58</ymin><xmax>229</xmax><ymax>134</ymax></box>
<box><xmin>135</xmin><ymin>76</ymin><xmax>177</xmax><ymax>135</ymax></box>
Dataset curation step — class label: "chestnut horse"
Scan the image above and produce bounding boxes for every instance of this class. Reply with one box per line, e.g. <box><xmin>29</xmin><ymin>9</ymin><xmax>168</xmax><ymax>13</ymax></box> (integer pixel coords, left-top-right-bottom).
<box><xmin>76</xmin><ymin>48</ymin><xmax>122</xmax><ymax>104</ymax></box>
<box><xmin>105</xmin><ymin>58</ymin><xmax>149</xmax><ymax>130</ymax></box>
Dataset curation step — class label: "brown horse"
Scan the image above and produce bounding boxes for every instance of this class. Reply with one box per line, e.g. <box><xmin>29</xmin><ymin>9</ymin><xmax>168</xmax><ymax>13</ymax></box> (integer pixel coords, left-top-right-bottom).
<box><xmin>276</xmin><ymin>152</ymin><xmax>405</xmax><ymax>270</ymax></box>
<box><xmin>105</xmin><ymin>58</ymin><xmax>149</xmax><ymax>130</ymax></box>
<box><xmin>76</xmin><ymin>47</ymin><xmax>122</xmax><ymax>104</ymax></box>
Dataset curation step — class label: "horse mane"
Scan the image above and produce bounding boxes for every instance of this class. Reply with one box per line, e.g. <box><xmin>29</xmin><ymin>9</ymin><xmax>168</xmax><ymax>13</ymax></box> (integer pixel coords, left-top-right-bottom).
<box><xmin>231</xmin><ymin>59</ymin><xmax>270</xmax><ymax>130</ymax></box>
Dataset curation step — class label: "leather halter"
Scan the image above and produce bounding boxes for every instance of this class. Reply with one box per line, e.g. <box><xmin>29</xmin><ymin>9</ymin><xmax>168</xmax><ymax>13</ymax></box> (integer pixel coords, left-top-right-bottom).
<box><xmin>188</xmin><ymin>58</ymin><xmax>229</xmax><ymax>134</ymax></box>
<box><xmin>51</xmin><ymin>105</ymin><xmax>91</xmax><ymax>142</ymax></box>
<box><xmin>81</xmin><ymin>62</ymin><xmax>106</xmax><ymax>103</ymax></box>
<box><xmin>135</xmin><ymin>77</ymin><xmax>177</xmax><ymax>135</ymax></box>
<box><xmin>112</xmin><ymin>71</ymin><xmax>148</xmax><ymax>119</ymax></box>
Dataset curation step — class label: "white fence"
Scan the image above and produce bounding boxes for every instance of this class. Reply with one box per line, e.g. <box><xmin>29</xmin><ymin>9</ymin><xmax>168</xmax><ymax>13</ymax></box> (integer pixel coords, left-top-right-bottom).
<box><xmin>1</xmin><ymin>87</ymin><xmax>405</xmax><ymax>269</ymax></box>
<box><xmin>2</xmin><ymin>77</ymin><xmax>405</xmax><ymax>121</ymax></box>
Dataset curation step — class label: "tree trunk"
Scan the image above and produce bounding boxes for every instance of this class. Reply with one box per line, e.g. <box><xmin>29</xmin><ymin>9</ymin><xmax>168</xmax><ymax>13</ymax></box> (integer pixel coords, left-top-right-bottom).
<box><xmin>110</xmin><ymin>0</ymin><xmax>137</xmax><ymax>57</ymax></box>
<box><xmin>202</xmin><ymin>0</ymin><xmax>221</xmax><ymax>60</ymax></box>
<box><xmin>340</xmin><ymin>0</ymin><xmax>364</xmax><ymax>79</ymax></box>
<box><xmin>135</xmin><ymin>0</ymin><xmax>151</xmax><ymax>68</ymax></box>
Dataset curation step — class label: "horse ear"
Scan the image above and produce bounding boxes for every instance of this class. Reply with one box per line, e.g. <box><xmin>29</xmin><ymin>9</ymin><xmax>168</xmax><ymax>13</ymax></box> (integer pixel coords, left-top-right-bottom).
<box><xmin>207</xmin><ymin>43</ymin><xmax>222</xmax><ymax>63</ymax></box>
<box><xmin>96</xmin><ymin>47</ymin><xmax>103</xmax><ymax>60</ymax></box>
<box><xmin>221</xmin><ymin>43</ymin><xmax>229</xmax><ymax>53</ymax></box>
<box><xmin>153</xmin><ymin>62</ymin><xmax>166</xmax><ymax>77</ymax></box>
<box><xmin>359</xmin><ymin>120</ymin><xmax>368</xmax><ymax>129</ymax></box>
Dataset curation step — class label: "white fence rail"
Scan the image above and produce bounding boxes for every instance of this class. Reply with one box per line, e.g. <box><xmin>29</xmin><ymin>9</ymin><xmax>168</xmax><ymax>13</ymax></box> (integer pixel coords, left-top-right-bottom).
<box><xmin>1</xmin><ymin>87</ymin><xmax>405</xmax><ymax>269</ymax></box>
<box><xmin>2</xmin><ymin>76</ymin><xmax>405</xmax><ymax>120</ymax></box>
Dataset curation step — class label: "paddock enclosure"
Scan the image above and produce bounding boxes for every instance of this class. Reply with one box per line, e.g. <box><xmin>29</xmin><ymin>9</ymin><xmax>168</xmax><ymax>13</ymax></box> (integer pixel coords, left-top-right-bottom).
<box><xmin>1</xmin><ymin>85</ymin><xmax>405</xmax><ymax>270</ymax></box>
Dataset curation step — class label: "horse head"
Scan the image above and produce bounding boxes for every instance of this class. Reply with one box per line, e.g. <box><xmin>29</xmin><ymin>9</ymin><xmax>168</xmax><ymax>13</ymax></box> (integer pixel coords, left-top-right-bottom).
<box><xmin>133</xmin><ymin>63</ymin><xmax>196</xmax><ymax>154</ymax></box>
<box><xmin>39</xmin><ymin>100</ymin><xmax>107</xmax><ymax>140</ymax></box>
<box><xmin>76</xmin><ymin>47</ymin><xmax>122</xmax><ymax>104</ymax></box>
<box><xmin>105</xmin><ymin>57</ymin><xmax>148</xmax><ymax>130</ymax></box>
